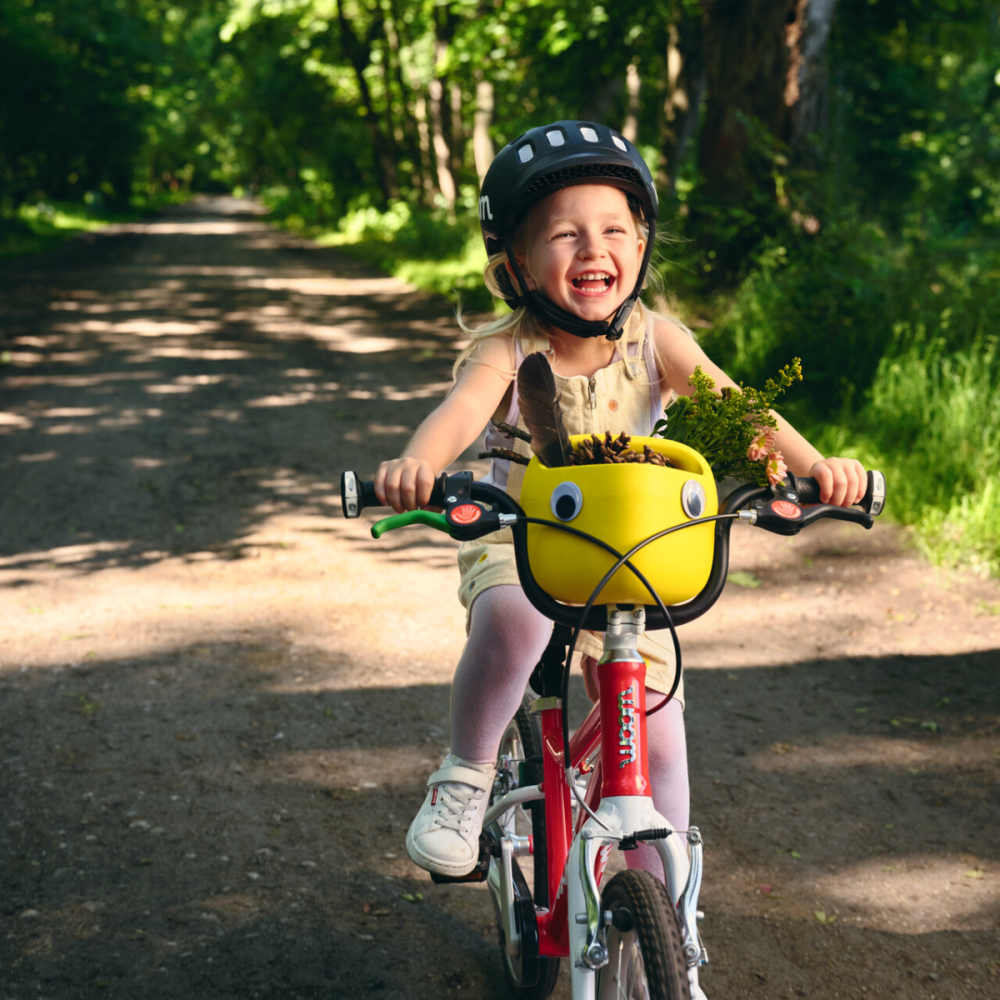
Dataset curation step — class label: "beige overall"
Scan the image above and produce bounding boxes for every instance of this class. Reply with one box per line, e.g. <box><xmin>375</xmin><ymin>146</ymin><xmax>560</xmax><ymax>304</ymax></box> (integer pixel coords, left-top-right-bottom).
<box><xmin>456</xmin><ymin>308</ymin><xmax>687</xmax><ymax>704</ymax></box>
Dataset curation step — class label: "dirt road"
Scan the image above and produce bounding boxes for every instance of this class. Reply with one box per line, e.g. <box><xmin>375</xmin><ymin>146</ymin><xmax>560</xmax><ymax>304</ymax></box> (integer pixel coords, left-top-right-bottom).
<box><xmin>1</xmin><ymin>196</ymin><xmax>998</xmax><ymax>999</ymax></box>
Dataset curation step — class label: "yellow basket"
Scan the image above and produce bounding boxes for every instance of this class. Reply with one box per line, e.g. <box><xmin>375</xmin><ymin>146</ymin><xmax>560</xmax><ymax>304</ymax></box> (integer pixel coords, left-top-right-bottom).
<box><xmin>519</xmin><ymin>436</ymin><xmax>718</xmax><ymax>606</ymax></box>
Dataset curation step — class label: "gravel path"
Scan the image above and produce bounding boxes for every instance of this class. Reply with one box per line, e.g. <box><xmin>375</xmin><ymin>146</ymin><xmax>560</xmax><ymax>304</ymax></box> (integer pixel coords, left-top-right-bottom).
<box><xmin>1</xmin><ymin>196</ymin><xmax>998</xmax><ymax>999</ymax></box>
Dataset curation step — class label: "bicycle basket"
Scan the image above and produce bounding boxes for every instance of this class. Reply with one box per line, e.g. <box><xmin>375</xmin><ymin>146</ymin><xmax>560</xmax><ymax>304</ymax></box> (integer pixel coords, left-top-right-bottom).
<box><xmin>519</xmin><ymin>436</ymin><xmax>718</xmax><ymax>605</ymax></box>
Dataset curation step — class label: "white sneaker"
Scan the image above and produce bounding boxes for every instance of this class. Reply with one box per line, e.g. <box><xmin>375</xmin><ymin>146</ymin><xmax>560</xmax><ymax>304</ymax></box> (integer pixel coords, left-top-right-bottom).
<box><xmin>405</xmin><ymin>754</ymin><xmax>496</xmax><ymax>877</ymax></box>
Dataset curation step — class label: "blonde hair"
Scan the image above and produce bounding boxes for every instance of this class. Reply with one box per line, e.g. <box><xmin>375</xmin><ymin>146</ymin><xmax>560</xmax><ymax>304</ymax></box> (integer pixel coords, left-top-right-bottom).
<box><xmin>453</xmin><ymin>205</ymin><xmax>662</xmax><ymax>383</ymax></box>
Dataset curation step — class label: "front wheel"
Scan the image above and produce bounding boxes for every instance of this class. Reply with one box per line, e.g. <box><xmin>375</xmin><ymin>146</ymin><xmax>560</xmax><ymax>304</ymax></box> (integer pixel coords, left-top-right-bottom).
<box><xmin>597</xmin><ymin>870</ymin><xmax>691</xmax><ymax>1000</ymax></box>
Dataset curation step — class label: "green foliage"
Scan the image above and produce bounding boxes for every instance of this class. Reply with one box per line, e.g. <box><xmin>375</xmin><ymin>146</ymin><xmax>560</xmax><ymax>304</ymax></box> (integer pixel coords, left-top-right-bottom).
<box><xmin>0</xmin><ymin>196</ymin><xmax>162</xmax><ymax>259</ymax></box>
<box><xmin>271</xmin><ymin>195</ymin><xmax>490</xmax><ymax>306</ymax></box>
<box><xmin>0</xmin><ymin>0</ymin><xmax>160</xmax><ymax>206</ymax></box>
<box><xmin>653</xmin><ymin>360</ymin><xmax>802</xmax><ymax>485</ymax></box>
<box><xmin>813</xmin><ymin>330</ymin><xmax>1000</xmax><ymax>577</ymax></box>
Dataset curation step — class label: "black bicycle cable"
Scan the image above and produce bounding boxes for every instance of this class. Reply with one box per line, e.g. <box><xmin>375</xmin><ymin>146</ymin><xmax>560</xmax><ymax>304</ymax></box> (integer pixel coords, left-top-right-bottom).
<box><xmin>516</xmin><ymin>511</ymin><xmax>743</xmax><ymax>793</ymax></box>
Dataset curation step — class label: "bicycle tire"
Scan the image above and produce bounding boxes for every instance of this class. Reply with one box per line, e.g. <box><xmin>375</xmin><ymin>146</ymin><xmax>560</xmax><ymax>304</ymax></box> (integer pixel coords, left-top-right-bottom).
<box><xmin>493</xmin><ymin>699</ymin><xmax>560</xmax><ymax>1000</ymax></box>
<box><xmin>597</xmin><ymin>869</ymin><xmax>691</xmax><ymax>1000</ymax></box>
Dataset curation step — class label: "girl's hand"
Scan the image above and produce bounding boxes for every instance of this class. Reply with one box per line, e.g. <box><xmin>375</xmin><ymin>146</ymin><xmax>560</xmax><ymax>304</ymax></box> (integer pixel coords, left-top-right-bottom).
<box><xmin>808</xmin><ymin>457</ymin><xmax>867</xmax><ymax>507</ymax></box>
<box><xmin>374</xmin><ymin>457</ymin><xmax>437</xmax><ymax>513</ymax></box>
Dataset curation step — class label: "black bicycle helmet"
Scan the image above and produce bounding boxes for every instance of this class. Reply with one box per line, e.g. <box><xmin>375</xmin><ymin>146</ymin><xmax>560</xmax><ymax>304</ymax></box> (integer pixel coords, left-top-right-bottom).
<box><xmin>479</xmin><ymin>120</ymin><xmax>658</xmax><ymax>341</ymax></box>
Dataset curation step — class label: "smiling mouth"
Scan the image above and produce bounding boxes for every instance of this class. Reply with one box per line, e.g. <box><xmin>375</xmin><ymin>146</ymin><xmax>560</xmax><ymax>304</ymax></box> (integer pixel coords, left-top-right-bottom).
<box><xmin>571</xmin><ymin>272</ymin><xmax>615</xmax><ymax>293</ymax></box>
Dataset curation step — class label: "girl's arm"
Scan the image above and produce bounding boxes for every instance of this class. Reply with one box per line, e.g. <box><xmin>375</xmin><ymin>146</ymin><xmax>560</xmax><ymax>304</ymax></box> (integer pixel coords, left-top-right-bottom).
<box><xmin>652</xmin><ymin>318</ymin><xmax>866</xmax><ymax>507</ymax></box>
<box><xmin>374</xmin><ymin>338</ymin><xmax>514</xmax><ymax>512</ymax></box>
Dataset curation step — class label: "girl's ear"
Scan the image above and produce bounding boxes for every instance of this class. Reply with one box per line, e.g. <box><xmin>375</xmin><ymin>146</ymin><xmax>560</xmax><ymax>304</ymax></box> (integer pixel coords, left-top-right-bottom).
<box><xmin>505</xmin><ymin>257</ymin><xmax>536</xmax><ymax>294</ymax></box>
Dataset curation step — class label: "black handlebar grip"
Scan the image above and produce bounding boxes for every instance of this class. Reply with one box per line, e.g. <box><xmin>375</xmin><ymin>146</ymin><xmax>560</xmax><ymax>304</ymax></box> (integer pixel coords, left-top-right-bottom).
<box><xmin>793</xmin><ymin>476</ymin><xmax>822</xmax><ymax>505</ymax></box>
<box><xmin>341</xmin><ymin>471</ymin><xmax>380</xmax><ymax>518</ymax></box>
<box><xmin>792</xmin><ymin>471</ymin><xmax>885</xmax><ymax>516</ymax></box>
<box><xmin>341</xmin><ymin>471</ymin><xmax>452</xmax><ymax>517</ymax></box>
<box><xmin>427</xmin><ymin>472</ymin><xmax>449</xmax><ymax>508</ymax></box>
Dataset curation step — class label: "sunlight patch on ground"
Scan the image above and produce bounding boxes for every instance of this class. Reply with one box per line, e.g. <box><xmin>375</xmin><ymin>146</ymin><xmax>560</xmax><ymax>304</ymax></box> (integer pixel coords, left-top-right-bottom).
<box><xmin>815</xmin><ymin>855</ymin><xmax>998</xmax><ymax>932</ymax></box>
<box><xmin>253</xmin><ymin>319</ymin><xmax>409</xmax><ymax>353</ymax></box>
<box><xmin>0</xmin><ymin>412</ymin><xmax>34</xmax><ymax>429</ymax></box>
<box><xmin>0</xmin><ymin>540</ymin><xmax>134</xmax><ymax>570</ymax></box>
<box><xmin>52</xmin><ymin>319</ymin><xmax>221</xmax><ymax>337</ymax></box>
<box><xmin>246</xmin><ymin>390</ymin><xmax>328</xmax><ymax>408</ymax></box>
<box><xmin>129</xmin><ymin>347</ymin><xmax>257</xmax><ymax>361</ymax></box>
<box><xmin>748</xmin><ymin>737</ymin><xmax>934</xmax><ymax>772</ymax></box>
<box><xmin>41</xmin><ymin>407</ymin><xmax>103</xmax><ymax>418</ymax></box>
<box><xmin>257</xmin><ymin>749</ymin><xmax>441</xmax><ymax>792</ymax></box>
<box><xmin>111</xmin><ymin>221</ymin><xmax>267</xmax><ymax>236</ymax></box>
<box><xmin>3</xmin><ymin>372</ymin><xmax>165</xmax><ymax>389</ymax></box>
<box><xmin>99</xmin><ymin>409</ymin><xmax>164</xmax><ymax>427</ymax></box>
<box><xmin>245</xmin><ymin>276</ymin><xmax>411</xmax><ymax>296</ymax></box>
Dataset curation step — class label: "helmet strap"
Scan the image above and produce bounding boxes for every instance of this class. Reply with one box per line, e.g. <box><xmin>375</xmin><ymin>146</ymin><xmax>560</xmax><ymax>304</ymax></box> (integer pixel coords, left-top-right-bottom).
<box><xmin>501</xmin><ymin>218</ymin><xmax>656</xmax><ymax>342</ymax></box>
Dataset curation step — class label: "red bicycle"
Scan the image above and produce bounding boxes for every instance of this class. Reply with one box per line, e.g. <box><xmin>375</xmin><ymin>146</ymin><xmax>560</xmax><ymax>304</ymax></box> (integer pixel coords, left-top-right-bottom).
<box><xmin>342</xmin><ymin>453</ymin><xmax>886</xmax><ymax>1000</ymax></box>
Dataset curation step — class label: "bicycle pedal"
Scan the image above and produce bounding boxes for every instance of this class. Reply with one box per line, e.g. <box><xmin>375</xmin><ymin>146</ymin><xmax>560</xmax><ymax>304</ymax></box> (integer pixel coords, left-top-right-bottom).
<box><xmin>429</xmin><ymin>856</ymin><xmax>490</xmax><ymax>884</ymax></box>
<box><xmin>429</xmin><ymin>836</ymin><xmax>491</xmax><ymax>884</ymax></box>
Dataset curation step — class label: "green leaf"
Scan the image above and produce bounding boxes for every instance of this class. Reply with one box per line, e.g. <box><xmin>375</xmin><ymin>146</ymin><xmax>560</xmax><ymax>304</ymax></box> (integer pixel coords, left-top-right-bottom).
<box><xmin>727</xmin><ymin>571</ymin><xmax>762</xmax><ymax>589</ymax></box>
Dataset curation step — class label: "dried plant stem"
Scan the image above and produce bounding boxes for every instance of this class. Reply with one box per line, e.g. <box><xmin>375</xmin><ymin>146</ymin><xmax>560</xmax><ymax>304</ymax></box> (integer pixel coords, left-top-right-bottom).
<box><xmin>494</xmin><ymin>420</ymin><xmax>531</xmax><ymax>443</ymax></box>
<box><xmin>479</xmin><ymin>447</ymin><xmax>531</xmax><ymax>466</ymax></box>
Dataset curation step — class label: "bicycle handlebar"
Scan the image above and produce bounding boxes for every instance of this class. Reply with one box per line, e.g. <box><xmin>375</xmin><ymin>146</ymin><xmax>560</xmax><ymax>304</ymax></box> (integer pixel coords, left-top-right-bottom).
<box><xmin>339</xmin><ymin>468</ymin><xmax>886</xmax><ymax>631</ymax></box>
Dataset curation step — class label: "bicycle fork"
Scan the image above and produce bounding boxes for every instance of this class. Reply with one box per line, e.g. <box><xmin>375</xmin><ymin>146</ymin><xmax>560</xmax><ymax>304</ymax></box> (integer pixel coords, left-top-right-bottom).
<box><xmin>567</xmin><ymin>607</ymin><xmax>708</xmax><ymax>999</ymax></box>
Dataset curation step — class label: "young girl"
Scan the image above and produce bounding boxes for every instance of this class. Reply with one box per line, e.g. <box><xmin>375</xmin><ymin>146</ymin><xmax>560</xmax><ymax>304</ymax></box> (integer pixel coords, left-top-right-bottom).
<box><xmin>375</xmin><ymin>120</ymin><xmax>865</xmax><ymax>895</ymax></box>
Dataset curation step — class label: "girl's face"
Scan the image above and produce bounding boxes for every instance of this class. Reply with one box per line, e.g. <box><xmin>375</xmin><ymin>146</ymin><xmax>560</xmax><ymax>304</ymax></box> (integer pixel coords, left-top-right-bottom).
<box><xmin>515</xmin><ymin>184</ymin><xmax>646</xmax><ymax>326</ymax></box>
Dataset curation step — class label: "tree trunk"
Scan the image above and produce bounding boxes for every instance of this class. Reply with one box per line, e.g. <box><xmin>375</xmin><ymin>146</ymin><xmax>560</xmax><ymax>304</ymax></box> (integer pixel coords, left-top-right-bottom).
<box><xmin>621</xmin><ymin>61</ymin><xmax>641</xmax><ymax>143</ymax></box>
<box><xmin>473</xmin><ymin>79</ymin><xmax>495</xmax><ymax>183</ymax></box>
<box><xmin>658</xmin><ymin>16</ymin><xmax>705</xmax><ymax>195</ymax></box>
<box><xmin>698</xmin><ymin>0</ymin><xmax>798</xmax><ymax>205</ymax></box>
<box><xmin>385</xmin><ymin>0</ymin><xmax>423</xmax><ymax>194</ymax></box>
<box><xmin>787</xmin><ymin>0</ymin><xmax>839</xmax><ymax>164</ymax></box>
<box><xmin>336</xmin><ymin>4</ymin><xmax>399</xmax><ymax>202</ymax></box>
<box><xmin>428</xmin><ymin>69</ymin><xmax>457</xmax><ymax>208</ymax></box>
<box><xmin>449</xmin><ymin>81</ymin><xmax>465</xmax><ymax>182</ymax></box>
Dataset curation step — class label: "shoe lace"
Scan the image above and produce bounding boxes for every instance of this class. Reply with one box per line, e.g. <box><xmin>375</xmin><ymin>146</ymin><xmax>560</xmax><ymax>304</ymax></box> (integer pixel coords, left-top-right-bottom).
<box><xmin>432</xmin><ymin>782</ymin><xmax>484</xmax><ymax>833</ymax></box>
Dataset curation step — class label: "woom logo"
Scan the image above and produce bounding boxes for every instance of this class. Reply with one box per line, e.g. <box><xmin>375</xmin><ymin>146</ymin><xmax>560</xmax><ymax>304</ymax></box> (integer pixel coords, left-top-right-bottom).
<box><xmin>479</xmin><ymin>195</ymin><xmax>493</xmax><ymax>221</ymax></box>
<box><xmin>618</xmin><ymin>683</ymin><xmax>637</xmax><ymax>768</ymax></box>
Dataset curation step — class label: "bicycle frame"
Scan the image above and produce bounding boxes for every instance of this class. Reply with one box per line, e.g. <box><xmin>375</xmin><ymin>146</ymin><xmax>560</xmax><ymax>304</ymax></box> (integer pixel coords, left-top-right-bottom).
<box><xmin>486</xmin><ymin>607</ymin><xmax>706</xmax><ymax>999</ymax></box>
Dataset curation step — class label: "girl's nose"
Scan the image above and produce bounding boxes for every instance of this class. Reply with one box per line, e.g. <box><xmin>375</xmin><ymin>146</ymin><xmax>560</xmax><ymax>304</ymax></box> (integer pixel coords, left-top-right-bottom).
<box><xmin>578</xmin><ymin>230</ymin><xmax>607</xmax><ymax>257</ymax></box>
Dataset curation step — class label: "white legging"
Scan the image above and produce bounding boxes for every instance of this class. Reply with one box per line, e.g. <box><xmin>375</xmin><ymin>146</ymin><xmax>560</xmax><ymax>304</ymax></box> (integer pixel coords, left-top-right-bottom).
<box><xmin>450</xmin><ymin>584</ymin><xmax>689</xmax><ymax>882</ymax></box>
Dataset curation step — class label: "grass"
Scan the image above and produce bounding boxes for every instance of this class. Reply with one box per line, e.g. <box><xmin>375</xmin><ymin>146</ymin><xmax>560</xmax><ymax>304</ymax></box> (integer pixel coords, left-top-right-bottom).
<box><xmin>686</xmin><ymin>219</ymin><xmax>1000</xmax><ymax>579</ymax></box>
<box><xmin>0</xmin><ymin>193</ymin><xmax>189</xmax><ymax>260</ymax></box>
<box><xmin>261</xmin><ymin>189</ymin><xmax>493</xmax><ymax>310</ymax></box>
<box><xmin>810</xmin><ymin>334</ymin><xmax>1000</xmax><ymax>577</ymax></box>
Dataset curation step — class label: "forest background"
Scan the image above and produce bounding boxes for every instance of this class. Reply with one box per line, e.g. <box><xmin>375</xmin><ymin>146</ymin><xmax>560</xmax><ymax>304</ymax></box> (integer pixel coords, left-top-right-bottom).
<box><xmin>1</xmin><ymin>0</ymin><xmax>998</xmax><ymax>577</ymax></box>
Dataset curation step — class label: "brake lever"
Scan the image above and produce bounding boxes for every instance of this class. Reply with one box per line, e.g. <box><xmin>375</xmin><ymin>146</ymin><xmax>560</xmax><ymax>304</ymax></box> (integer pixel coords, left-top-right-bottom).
<box><xmin>749</xmin><ymin>495</ymin><xmax>874</xmax><ymax>535</ymax></box>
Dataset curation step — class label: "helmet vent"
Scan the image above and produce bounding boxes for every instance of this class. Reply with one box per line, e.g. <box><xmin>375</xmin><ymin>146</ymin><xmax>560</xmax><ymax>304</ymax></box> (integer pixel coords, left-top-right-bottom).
<box><xmin>613</xmin><ymin>136</ymin><xmax>628</xmax><ymax>151</ymax></box>
<box><xmin>518</xmin><ymin>144</ymin><xmax>535</xmax><ymax>163</ymax></box>
<box><xmin>521</xmin><ymin>163</ymin><xmax>644</xmax><ymax>200</ymax></box>
<box><xmin>545</xmin><ymin>129</ymin><xmax>565</xmax><ymax>147</ymax></box>
<box><xmin>580</xmin><ymin>126</ymin><xmax>599</xmax><ymax>142</ymax></box>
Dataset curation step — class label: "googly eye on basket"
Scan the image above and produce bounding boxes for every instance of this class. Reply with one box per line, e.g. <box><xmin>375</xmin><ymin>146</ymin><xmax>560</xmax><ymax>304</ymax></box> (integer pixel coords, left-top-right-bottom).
<box><xmin>550</xmin><ymin>482</ymin><xmax>583</xmax><ymax>521</ymax></box>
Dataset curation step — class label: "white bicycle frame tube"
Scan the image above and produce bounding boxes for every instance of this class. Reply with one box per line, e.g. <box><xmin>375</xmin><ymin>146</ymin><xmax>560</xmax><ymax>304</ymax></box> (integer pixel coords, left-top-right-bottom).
<box><xmin>567</xmin><ymin>794</ymin><xmax>690</xmax><ymax>1000</ymax></box>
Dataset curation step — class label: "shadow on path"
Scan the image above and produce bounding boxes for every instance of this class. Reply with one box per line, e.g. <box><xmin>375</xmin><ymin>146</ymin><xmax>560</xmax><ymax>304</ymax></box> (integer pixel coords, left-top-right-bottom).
<box><xmin>1</xmin><ymin>196</ymin><xmax>464</xmax><ymax>576</ymax></box>
<box><xmin>1</xmin><ymin>636</ymin><xmax>997</xmax><ymax>999</ymax></box>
